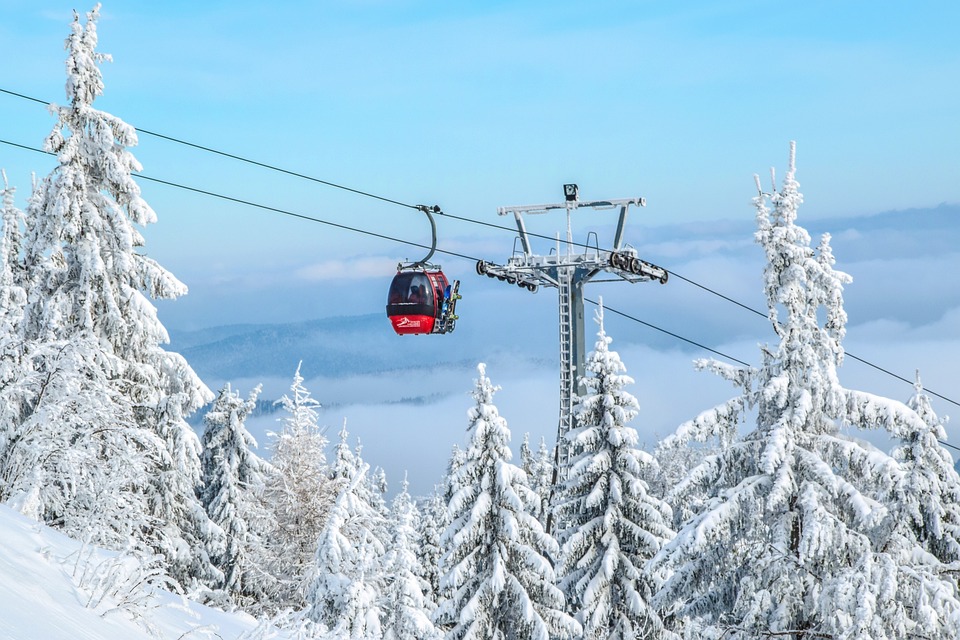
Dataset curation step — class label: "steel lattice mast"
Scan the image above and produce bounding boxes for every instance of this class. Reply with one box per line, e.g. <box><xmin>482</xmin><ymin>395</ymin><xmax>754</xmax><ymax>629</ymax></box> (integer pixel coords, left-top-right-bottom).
<box><xmin>476</xmin><ymin>185</ymin><xmax>668</xmax><ymax>482</ymax></box>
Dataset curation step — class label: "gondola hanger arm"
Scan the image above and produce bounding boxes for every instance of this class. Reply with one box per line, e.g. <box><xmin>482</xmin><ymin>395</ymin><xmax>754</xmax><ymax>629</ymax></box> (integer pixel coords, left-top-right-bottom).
<box><xmin>410</xmin><ymin>204</ymin><xmax>441</xmax><ymax>268</ymax></box>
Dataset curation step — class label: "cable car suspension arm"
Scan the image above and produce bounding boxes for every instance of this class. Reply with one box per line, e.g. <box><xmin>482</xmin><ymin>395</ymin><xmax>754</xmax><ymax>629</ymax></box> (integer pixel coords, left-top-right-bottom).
<box><xmin>409</xmin><ymin>204</ymin><xmax>441</xmax><ymax>269</ymax></box>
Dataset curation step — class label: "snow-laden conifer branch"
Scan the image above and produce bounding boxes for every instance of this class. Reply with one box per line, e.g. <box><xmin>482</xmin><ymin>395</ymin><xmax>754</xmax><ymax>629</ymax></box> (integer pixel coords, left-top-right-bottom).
<box><xmin>662</xmin><ymin>396</ymin><xmax>746</xmax><ymax>450</ymax></box>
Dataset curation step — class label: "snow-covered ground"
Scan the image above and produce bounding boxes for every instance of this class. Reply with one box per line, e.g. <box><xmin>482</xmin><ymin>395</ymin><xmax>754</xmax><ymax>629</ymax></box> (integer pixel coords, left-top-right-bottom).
<box><xmin>0</xmin><ymin>505</ymin><xmax>283</xmax><ymax>640</ymax></box>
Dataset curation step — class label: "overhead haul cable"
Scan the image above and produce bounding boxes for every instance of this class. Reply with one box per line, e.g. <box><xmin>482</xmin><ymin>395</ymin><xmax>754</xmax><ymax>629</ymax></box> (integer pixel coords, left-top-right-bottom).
<box><xmin>0</xmin><ymin>136</ymin><xmax>748</xmax><ymax>368</ymax></box>
<box><xmin>0</xmin><ymin>96</ymin><xmax>956</xmax><ymax>409</ymax></box>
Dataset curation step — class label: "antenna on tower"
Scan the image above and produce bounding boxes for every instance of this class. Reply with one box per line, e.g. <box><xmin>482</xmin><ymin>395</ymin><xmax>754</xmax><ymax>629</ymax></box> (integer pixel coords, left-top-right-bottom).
<box><xmin>476</xmin><ymin>185</ymin><xmax>668</xmax><ymax>530</ymax></box>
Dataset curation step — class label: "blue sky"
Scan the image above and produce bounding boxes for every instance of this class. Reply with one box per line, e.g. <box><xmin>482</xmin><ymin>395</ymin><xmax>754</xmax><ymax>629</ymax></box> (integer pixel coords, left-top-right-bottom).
<box><xmin>3</xmin><ymin>1</ymin><xmax>957</xmax><ymax>291</ymax></box>
<box><xmin>1</xmin><ymin>2</ymin><xmax>959</xmax><ymax>493</ymax></box>
<box><xmin>3</xmin><ymin>1</ymin><xmax>958</xmax><ymax>227</ymax></box>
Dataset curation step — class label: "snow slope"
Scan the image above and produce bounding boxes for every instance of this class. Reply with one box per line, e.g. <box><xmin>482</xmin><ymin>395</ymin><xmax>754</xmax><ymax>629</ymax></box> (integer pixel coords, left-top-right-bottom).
<box><xmin>0</xmin><ymin>505</ymin><xmax>280</xmax><ymax>640</ymax></box>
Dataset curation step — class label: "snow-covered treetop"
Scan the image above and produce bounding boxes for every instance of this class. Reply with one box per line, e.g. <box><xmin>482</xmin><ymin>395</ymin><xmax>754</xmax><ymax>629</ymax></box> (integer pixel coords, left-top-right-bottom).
<box><xmin>332</xmin><ymin>419</ymin><xmax>360</xmax><ymax>483</ymax></box>
<box><xmin>755</xmin><ymin>141</ymin><xmax>852</xmax><ymax>359</ymax></box>
<box><xmin>203</xmin><ymin>382</ymin><xmax>264</xmax><ymax>448</ymax></box>
<box><xmin>907</xmin><ymin>370</ymin><xmax>950</xmax><ymax>437</ymax></box>
<box><xmin>274</xmin><ymin>361</ymin><xmax>321</xmax><ymax>439</ymax></box>
<box><xmin>20</xmin><ymin>2</ymin><xmax>195</xmax><ymax>358</ymax></box>
<box><xmin>576</xmin><ymin>300</ymin><xmax>639</xmax><ymax>428</ymax></box>
<box><xmin>43</xmin><ymin>4</ymin><xmax>154</xmax><ymax>232</ymax></box>
<box><xmin>744</xmin><ymin>142</ymin><xmax>854</xmax><ymax>442</ymax></box>
<box><xmin>465</xmin><ymin>362</ymin><xmax>512</xmax><ymax>456</ymax></box>
<box><xmin>64</xmin><ymin>4</ymin><xmax>109</xmax><ymax>110</ymax></box>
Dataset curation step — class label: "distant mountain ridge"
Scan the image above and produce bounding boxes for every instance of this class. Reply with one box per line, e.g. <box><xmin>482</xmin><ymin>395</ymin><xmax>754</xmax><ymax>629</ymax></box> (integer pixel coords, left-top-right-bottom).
<box><xmin>168</xmin><ymin>313</ymin><xmax>479</xmax><ymax>380</ymax></box>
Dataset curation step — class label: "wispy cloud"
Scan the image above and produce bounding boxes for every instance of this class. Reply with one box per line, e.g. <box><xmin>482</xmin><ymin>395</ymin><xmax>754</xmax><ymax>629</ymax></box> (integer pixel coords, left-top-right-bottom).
<box><xmin>294</xmin><ymin>256</ymin><xmax>399</xmax><ymax>282</ymax></box>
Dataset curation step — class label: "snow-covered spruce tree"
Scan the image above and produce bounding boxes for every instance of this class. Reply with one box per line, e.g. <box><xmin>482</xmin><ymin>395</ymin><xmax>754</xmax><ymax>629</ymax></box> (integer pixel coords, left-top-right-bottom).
<box><xmin>847</xmin><ymin>372</ymin><xmax>960</xmax><ymax>639</ymax></box>
<box><xmin>520</xmin><ymin>434</ymin><xmax>536</xmax><ymax>499</ymax></box>
<box><xmin>0</xmin><ymin>172</ymin><xmax>25</xmax><ymax>335</ymax></box>
<box><xmin>330</xmin><ymin>419</ymin><xmax>358</xmax><ymax>483</ymax></box>
<box><xmin>0</xmin><ymin>172</ymin><xmax>27</xmax><ymax>473</ymax></box>
<box><xmin>652</xmin><ymin>142</ymin><xmax>960</xmax><ymax>639</ymax></box>
<box><xmin>199</xmin><ymin>382</ymin><xmax>275</xmax><ymax>607</ymax></box>
<box><xmin>260</xmin><ymin>362</ymin><xmax>334</xmax><ymax>611</ymax></box>
<box><xmin>436</xmin><ymin>363</ymin><xmax>580</xmax><ymax>640</ymax></box>
<box><xmin>442</xmin><ymin>443</ymin><xmax>466</xmax><ymax>504</ymax></box>
<box><xmin>893</xmin><ymin>371</ymin><xmax>960</xmax><ymax>564</ymax></box>
<box><xmin>308</xmin><ymin>461</ymin><xmax>386</xmax><ymax>638</ymax></box>
<box><xmin>520</xmin><ymin>434</ymin><xmax>555</xmax><ymax>525</ymax></box>
<box><xmin>329</xmin><ymin>421</ymin><xmax>390</xmax><ymax>605</ymax></box>
<box><xmin>417</xmin><ymin>490</ymin><xmax>447</xmax><ymax>615</ymax></box>
<box><xmin>382</xmin><ymin>477</ymin><xmax>441</xmax><ymax>640</ymax></box>
<box><xmin>650</xmin><ymin>438</ymin><xmax>718</xmax><ymax>529</ymax></box>
<box><xmin>429</xmin><ymin>445</ymin><xmax>467</xmax><ymax>632</ymax></box>
<box><xmin>0</xmin><ymin>6</ymin><xmax>217</xmax><ymax>586</ymax></box>
<box><xmin>367</xmin><ymin>463</ymin><xmax>393</xmax><ymax>554</ymax></box>
<box><xmin>554</xmin><ymin>302</ymin><xmax>674</xmax><ymax>640</ymax></box>
<box><xmin>331</xmin><ymin>423</ymin><xmax>389</xmax><ymax>545</ymax></box>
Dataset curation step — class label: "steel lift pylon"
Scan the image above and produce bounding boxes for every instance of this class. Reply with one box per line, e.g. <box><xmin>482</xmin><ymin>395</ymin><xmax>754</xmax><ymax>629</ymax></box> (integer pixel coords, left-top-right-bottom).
<box><xmin>476</xmin><ymin>184</ymin><xmax>668</xmax><ymax>486</ymax></box>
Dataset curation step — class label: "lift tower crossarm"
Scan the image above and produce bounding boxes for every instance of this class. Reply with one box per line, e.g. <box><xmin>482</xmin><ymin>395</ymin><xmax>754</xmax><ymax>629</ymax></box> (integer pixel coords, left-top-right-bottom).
<box><xmin>499</xmin><ymin>197</ymin><xmax>645</xmax><ymax>261</ymax></box>
<box><xmin>496</xmin><ymin>196</ymin><xmax>645</xmax><ymax>217</ymax></box>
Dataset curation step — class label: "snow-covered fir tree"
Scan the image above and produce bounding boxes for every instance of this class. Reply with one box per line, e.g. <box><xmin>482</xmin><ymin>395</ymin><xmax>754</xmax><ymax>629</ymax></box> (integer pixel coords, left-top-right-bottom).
<box><xmin>261</xmin><ymin>362</ymin><xmax>335</xmax><ymax>610</ymax></box>
<box><xmin>367</xmin><ymin>463</ymin><xmax>393</xmax><ymax>555</ymax></box>
<box><xmin>331</xmin><ymin>419</ymin><xmax>361</xmax><ymax>486</ymax></box>
<box><xmin>429</xmin><ymin>445</ymin><xmax>466</xmax><ymax>632</ymax></box>
<box><xmin>199</xmin><ymin>382</ymin><xmax>274</xmax><ymax>608</ymax></box>
<box><xmin>893</xmin><ymin>371</ymin><xmax>960</xmax><ymax>564</ymax></box>
<box><xmin>520</xmin><ymin>434</ymin><xmax>555</xmax><ymax>524</ymax></box>
<box><xmin>442</xmin><ymin>444</ymin><xmax>466</xmax><ymax>504</ymax></box>
<box><xmin>520</xmin><ymin>434</ymin><xmax>536</xmax><ymax>491</ymax></box>
<box><xmin>308</xmin><ymin>462</ymin><xmax>386</xmax><ymax>638</ymax></box>
<box><xmin>370</xmin><ymin>462</ymin><xmax>388</xmax><ymax>496</ymax></box>
<box><xmin>850</xmin><ymin>372</ymin><xmax>960</xmax><ymax>639</ymax></box>
<box><xmin>328</xmin><ymin>421</ymin><xmax>389</xmax><ymax>609</ymax></box>
<box><xmin>382</xmin><ymin>477</ymin><xmax>441</xmax><ymax>640</ymax></box>
<box><xmin>650</xmin><ymin>438</ymin><xmax>717</xmax><ymax>529</ymax></box>
<box><xmin>330</xmin><ymin>422</ymin><xmax>389</xmax><ymax>544</ymax></box>
<box><xmin>0</xmin><ymin>172</ymin><xmax>25</xmax><ymax>336</ymax></box>
<box><xmin>652</xmin><ymin>143</ymin><xmax>960</xmax><ymax>639</ymax></box>
<box><xmin>0</xmin><ymin>6</ymin><xmax>216</xmax><ymax>587</ymax></box>
<box><xmin>0</xmin><ymin>173</ymin><xmax>27</xmax><ymax>471</ymax></box>
<box><xmin>555</xmin><ymin>302</ymin><xmax>675</xmax><ymax>639</ymax></box>
<box><xmin>417</xmin><ymin>490</ymin><xmax>447</xmax><ymax>615</ymax></box>
<box><xmin>437</xmin><ymin>363</ymin><xmax>580</xmax><ymax>640</ymax></box>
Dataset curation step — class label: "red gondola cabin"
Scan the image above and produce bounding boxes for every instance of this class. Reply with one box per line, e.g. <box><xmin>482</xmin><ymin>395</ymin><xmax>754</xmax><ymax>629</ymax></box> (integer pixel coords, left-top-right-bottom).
<box><xmin>386</xmin><ymin>269</ymin><xmax>457</xmax><ymax>335</ymax></box>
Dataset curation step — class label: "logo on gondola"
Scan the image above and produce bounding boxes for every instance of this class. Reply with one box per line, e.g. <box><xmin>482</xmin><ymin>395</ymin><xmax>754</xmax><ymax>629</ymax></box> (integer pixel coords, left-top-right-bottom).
<box><xmin>397</xmin><ymin>317</ymin><xmax>421</xmax><ymax>328</ymax></box>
